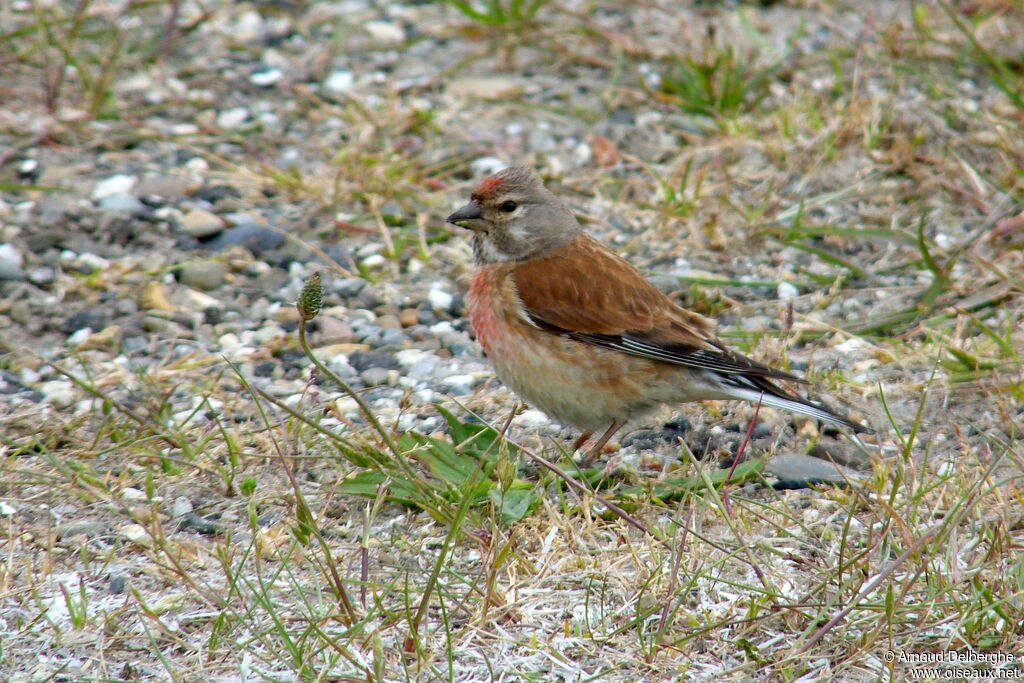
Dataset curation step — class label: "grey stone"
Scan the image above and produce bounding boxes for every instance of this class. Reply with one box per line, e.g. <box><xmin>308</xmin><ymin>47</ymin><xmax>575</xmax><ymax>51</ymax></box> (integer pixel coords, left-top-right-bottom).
<box><xmin>204</xmin><ymin>224</ymin><xmax>283</xmax><ymax>254</ymax></box>
<box><xmin>98</xmin><ymin>194</ymin><xmax>145</xmax><ymax>214</ymax></box>
<box><xmin>179</xmin><ymin>260</ymin><xmax>228</xmax><ymax>290</ymax></box>
<box><xmin>766</xmin><ymin>453</ymin><xmax>866</xmax><ymax>489</ymax></box>
<box><xmin>360</xmin><ymin>367</ymin><xmax>392</xmax><ymax>387</ymax></box>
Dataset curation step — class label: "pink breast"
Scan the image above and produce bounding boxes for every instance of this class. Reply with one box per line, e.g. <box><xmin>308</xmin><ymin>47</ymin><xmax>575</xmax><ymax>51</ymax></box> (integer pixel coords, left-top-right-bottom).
<box><xmin>468</xmin><ymin>269</ymin><xmax>502</xmax><ymax>354</ymax></box>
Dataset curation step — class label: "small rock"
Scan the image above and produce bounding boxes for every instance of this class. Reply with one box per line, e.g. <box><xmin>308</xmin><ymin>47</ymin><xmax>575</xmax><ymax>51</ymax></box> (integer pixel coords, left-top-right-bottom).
<box><xmin>121</xmin><ymin>487</ymin><xmax>147</xmax><ymax>502</ymax></box>
<box><xmin>76</xmin><ymin>325</ymin><xmax>121</xmax><ymax>351</ymax></box>
<box><xmin>365</xmin><ymin>20</ymin><xmax>405</xmax><ymax>43</ymax></box>
<box><xmin>217</xmin><ymin>107</ymin><xmax>250</xmax><ymax>129</ymax></box>
<box><xmin>136</xmin><ymin>175</ymin><xmax>195</xmax><ymax>198</ymax></box>
<box><xmin>766</xmin><ymin>453</ymin><xmax>865</xmax><ymax>489</ymax></box>
<box><xmin>97</xmin><ymin>194</ymin><xmax>145</xmax><ymax>213</ymax></box>
<box><xmin>348</xmin><ymin>349</ymin><xmax>399</xmax><ymax>372</ymax></box>
<box><xmin>399</xmin><ymin>308</ymin><xmax>419</xmax><ymax>327</ymax></box>
<box><xmin>91</xmin><ymin>174</ymin><xmax>137</xmax><ymax>200</ymax></box>
<box><xmin>317</xmin><ymin>316</ymin><xmax>357</xmax><ymax>343</ymax></box>
<box><xmin>448</xmin><ymin>77</ymin><xmax>524</xmax><ymax>100</ymax></box>
<box><xmin>428</xmin><ymin>286</ymin><xmax>454</xmax><ymax>311</ymax></box>
<box><xmin>441</xmin><ymin>373</ymin><xmax>481</xmax><ymax>395</ymax></box>
<box><xmin>171</xmin><ymin>497</ymin><xmax>194</xmax><ymax>517</ymax></box>
<box><xmin>118</xmin><ymin>523</ymin><xmax>153</xmax><ymax>547</ymax></box>
<box><xmin>0</xmin><ymin>243</ymin><xmax>24</xmax><ymax>281</ymax></box>
<box><xmin>57</xmin><ymin>521</ymin><xmax>109</xmax><ymax>540</ymax></box>
<box><xmin>25</xmin><ymin>266</ymin><xmax>56</xmax><ymax>286</ymax></box>
<box><xmin>315</xmin><ymin>342</ymin><xmax>370</xmax><ymax>357</ymax></box>
<box><xmin>141</xmin><ymin>315</ymin><xmax>186</xmax><ymax>335</ymax></box>
<box><xmin>376</xmin><ymin>314</ymin><xmax>402</xmax><ymax>331</ymax></box>
<box><xmin>777</xmin><ymin>281</ymin><xmax>799</xmax><ymax>300</ymax></box>
<box><xmin>179</xmin><ymin>260</ymin><xmax>227</xmax><ymax>290</ymax></box>
<box><xmin>203</xmin><ymin>223</ymin><xmax>284</xmax><ymax>254</ymax></box>
<box><xmin>180</xmin><ymin>513</ymin><xmax>222</xmax><ymax>535</ymax></box>
<box><xmin>67</xmin><ymin>328</ymin><xmax>92</xmax><ymax>347</ymax></box>
<box><xmin>471</xmin><ymin>157</ymin><xmax>508</xmax><ymax>176</ymax></box>
<box><xmin>324</xmin><ymin>70</ymin><xmax>355</xmax><ymax>94</ymax></box>
<box><xmin>41</xmin><ymin>380</ymin><xmax>77</xmax><ymax>408</ymax></box>
<box><xmin>139</xmin><ymin>281</ymin><xmax>177</xmax><ymax>312</ymax></box>
<box><xmin>360</xmin><ymin>367</ymin><xmax>393</xmax><ymax>387</ymax></box>
<box><xmin>250</xmin><ymin>68</ymin><xmax>282</xmax><ymax>86</ymax></box>
<box><xmin>181</xmin><ymin>208</ymin><xmax>225</xmax><ymax>239</ymax></box>
<box><xmin>62</xmin><ymin>310</ymin><xmax>109</xmax><ymax>334</ymax></box>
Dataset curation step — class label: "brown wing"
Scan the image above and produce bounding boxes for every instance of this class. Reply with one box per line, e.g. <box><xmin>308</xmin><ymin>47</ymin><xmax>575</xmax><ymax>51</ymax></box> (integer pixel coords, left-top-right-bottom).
<box><xmin>511</xmin><ymin>234</ymin><xmax>803</xmax><ymax>383</ymax></box>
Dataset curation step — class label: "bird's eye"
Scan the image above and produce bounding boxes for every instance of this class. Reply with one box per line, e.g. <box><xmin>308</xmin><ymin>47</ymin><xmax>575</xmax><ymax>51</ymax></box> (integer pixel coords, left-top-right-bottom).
<box><xmin>499</xmin><ymin>200</ymin><xmax>517</xmax><ymax>213</ymax></box>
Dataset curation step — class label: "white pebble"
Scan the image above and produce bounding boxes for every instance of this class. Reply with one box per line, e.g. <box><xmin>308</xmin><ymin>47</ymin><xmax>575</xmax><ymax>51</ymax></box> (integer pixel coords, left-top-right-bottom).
<box><xmin>471</xmin><ymin>157</ymin><xmax>507</xmax><ymax>176</ymax></box>
<box><xmin>834</xmin><ymin>338</ymin><xmax>865</xmax><ymax>354</ymax></box>
<box><xmin>250</xmin><ymin>68</ymin><xmax>282</xmax><ymax>86</ymax></box>
<box><xmin>121</xmin><ymin>487</ymin><xmax>147</xmax><ymax>501</ymax></box>
<box><xmin>66</xmin><ymin>328</ymin><xmax>93</xmax><ymax>346</ymax></box>
<box><xmin>365</xmin><ymin>20</ymin><xmax>405</xmax><ymax>43</ymax></box>
<box><xmin>42</xmin><ymin>380</ymin><xmax>77</xmax><ymax>408</ymax></box>
<box><xmin>428</xmin><ymin>286</ymin><xmax>453</xmax><ymax>311</ymax></box>
<box><xmin>0</xmin><ymin>243</ymin><xmax>24</xmax><ymax>269</ymax></box>
<box><xmin>217</xmin><ymin>107</ymin><xmax>250</xmax><ymax>129</ymax></box>
<box><xmin>91</xmin><ymin>174</ymin><xmax>137</xmax><ymax>200</ymax></box>
<box><xmin>515</xmin><ymin>409</ymin><xmax>549</xmax><ymax>427</ymax></box>
<box><xmin>324</xmin><ymin>70</ymin><xmax>355</xmax><ymax>94</ymax></box>
<box><xmin>777</xmin><ymin>281</ymin><xmax>799</xmax><ymax>300</ymax></box>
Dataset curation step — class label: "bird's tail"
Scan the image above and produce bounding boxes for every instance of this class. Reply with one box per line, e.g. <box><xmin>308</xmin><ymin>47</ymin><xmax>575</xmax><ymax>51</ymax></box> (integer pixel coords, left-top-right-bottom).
<box><xmin>718</xmin><ymin>375</ymin><xmax>872</xmax><ymax>434</ymax></box>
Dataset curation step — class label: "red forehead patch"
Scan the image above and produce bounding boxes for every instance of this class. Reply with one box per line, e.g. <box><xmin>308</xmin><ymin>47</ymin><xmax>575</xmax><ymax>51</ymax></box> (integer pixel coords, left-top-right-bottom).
<box><xmin>472</xmin><ymin>174</ymin><xmax>506</xmax><ymax>201</ymax></box>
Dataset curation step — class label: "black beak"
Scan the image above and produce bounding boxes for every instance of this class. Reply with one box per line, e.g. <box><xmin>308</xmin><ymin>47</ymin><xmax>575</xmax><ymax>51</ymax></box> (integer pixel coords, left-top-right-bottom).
<box><xmin>446</xmin><ymin>202</ymin><xmax>487</xmax><ymax>231</ymax></box>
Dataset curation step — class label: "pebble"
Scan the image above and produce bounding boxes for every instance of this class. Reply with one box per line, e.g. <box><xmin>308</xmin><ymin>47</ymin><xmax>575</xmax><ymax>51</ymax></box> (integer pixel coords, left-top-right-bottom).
<box><xmin>139</xmin><ymin>281</ymin><xmax>177</xmax><ymax>312</ymax></box>
<box><xmin>317</xmin><ymin>316</ymin><xmax>357</xmax><ymax>343</ymax></box>
<box><xmin>448</xmin><ymin>77</ymin><xmax>524</xmax><ymax>100</ymax></box>
<box><xmin>171</xmin><ymin>496</ymin><xmax>194</xmax><ymax>517</ymax></box>
<box><xmin>76</xmin><ymin>325</ymin><xmax>121</xmax><ymax>351</ymax></box>
<box><xmin>348</xmin><ymin>349</ymin><xmax>399</xmax><ymax>372</ymax></box>
<box><xmin>97</xmin><ymin>193</ymin><xmax>145</xmax><ymax>214</ymax></box>
<box><xmin>0</xmin><ymin>243</ymin><xmax>24</xmax><ymax>280</ymax></box>
<box><xmin>428</xmin><ymin>286</ymin><xmax>454</xmax><ymax>311</ymax></box>
<box><xmin>777</xmin><ymin>281</ymin><xmax>799</xmax><ymax>300</ymax></box>
<box><xmin>58</xmin><ymin>521</ymin><xmax>109</xmax><ymax>540</ymax></box>
<box><xmin>365</xmin><ymin>20</ymin><xmax>405</xmax><ymax>43</ymax></box>
<box><xmin>26</xmin><ymin>266</ymin><xmax>56</xmax><ymax>286</ymax></box>
<box><xmin>399</xmin><ymin>308</ymin><xmax>420</xmax><ymax>327</ymax></box>
<box><xmin>203</xmin><ymin>223</ymin><xmax>284</xmax><ymax>254</ymax></box>
<box><xmin>470</xmin><ymin>157</ymin><xmax>508</xmax><ymax>176</ymax></box>
<box><xmin>250</xmin><ymin>68</ymin><xmax>283</xmax><ymax>86</ymax></box>
<box><xmin>91</xmin><ymin>174</ymin><xmax>137</xmax><ymax>200</ymax></box>
<box><xmin>324</xmin><ymin>70</ymin><xmax>355</xmax><ymax>94</ymax></box>
<box><xmin>179</xmin><ymin>260</ymin><xmax>228</xmax><ymax>290</ymax></box>
<box><xmin>136</xmin><ymin>175</ymin><xmax>195</xmax><ymax>198</ymax></box>
<box><xmin>63</xmin><ymin>310</ymin><xmax>109</xmax><ymax>334</ymax></box>
<box><xmin>118</xmin><ymin>523</ymin><xmax>153</xmax><ymax>547</ymax></box>
<box><xmin>181</xmin><ymin>208</ymin><xmax>225</xmax><ymax>238</ymax></box>
<box><xmin>376</xmin><ymin>314</ymin><xmax>402</xmax><ymax>331</ymax></box>
<box><xmin>360</xmin><ymin>367</ymin><xmax>393</xmax><ymax>387</ymax></box>
<box><xmin>766</xmin><ymin>453</ymin><xmax>866</xmax><ymax>489</ymax></box>
<box><xmin>41</xmin><ymin>380</ymin><xmax>77</xmax><ymax>408</ymax></box>
<box><xmin>180</xmin><ymin>513</ymin><xmax>223</xmax><ymax>535</ymax></box>
<box><xmin>217</xmin><ymin>107</ymin><xmax>250</xmax><ymax>128</ymax></box>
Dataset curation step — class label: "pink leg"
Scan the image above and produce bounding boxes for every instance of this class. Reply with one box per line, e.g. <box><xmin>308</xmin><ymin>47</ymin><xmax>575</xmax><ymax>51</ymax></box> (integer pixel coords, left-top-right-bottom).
<box><xmin>572</xmin><ymin>432</ymin><xmax>593</xmax><ymax>452</ymax></box>
<box><xmin>578</xmin><ymin>421</ymin><xmax>624</xmax><ymax>467</ymax></box>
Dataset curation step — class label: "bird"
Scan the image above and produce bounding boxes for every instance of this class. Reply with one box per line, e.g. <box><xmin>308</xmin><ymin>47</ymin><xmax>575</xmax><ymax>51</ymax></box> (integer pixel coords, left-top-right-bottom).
<box><xmin>446</xmin><ymin>166</ymin><xmax>871</xmax><ymax>463</ymax></box>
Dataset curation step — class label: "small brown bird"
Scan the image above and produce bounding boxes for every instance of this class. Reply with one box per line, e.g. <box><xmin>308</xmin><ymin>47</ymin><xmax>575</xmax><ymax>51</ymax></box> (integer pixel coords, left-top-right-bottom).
<box><xmin>447</xmin><ymin>166</ymin><xmax>870</xmax><ymax>461</ymax></box>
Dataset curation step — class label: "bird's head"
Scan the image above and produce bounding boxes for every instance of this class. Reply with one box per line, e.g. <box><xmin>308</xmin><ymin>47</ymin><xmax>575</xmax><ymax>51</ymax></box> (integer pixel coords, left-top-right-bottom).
<box><xmin>447</xmin><ymin>166</ymin><xmax>581</xmax><ymax>264</ymax></box>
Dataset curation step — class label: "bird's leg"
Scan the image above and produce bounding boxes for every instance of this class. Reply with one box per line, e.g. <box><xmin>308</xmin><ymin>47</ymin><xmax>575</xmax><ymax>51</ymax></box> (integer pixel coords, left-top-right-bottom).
<box><xmin>578</xmin><ymin>421</ymin><xmax>625</xmax><ymax>467</ymax></box>
<box><xmin>572</xmin><ymin>432</ymin><xmax>593</xmax><ymax>452</ymax></box>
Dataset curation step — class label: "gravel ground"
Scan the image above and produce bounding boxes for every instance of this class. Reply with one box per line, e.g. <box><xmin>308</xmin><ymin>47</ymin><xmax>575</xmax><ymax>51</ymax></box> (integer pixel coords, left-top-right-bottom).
<box><xmin>1</xmin><ymin>0</ymin><xmax>1023</xmax><ymax>681</ymax></box>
